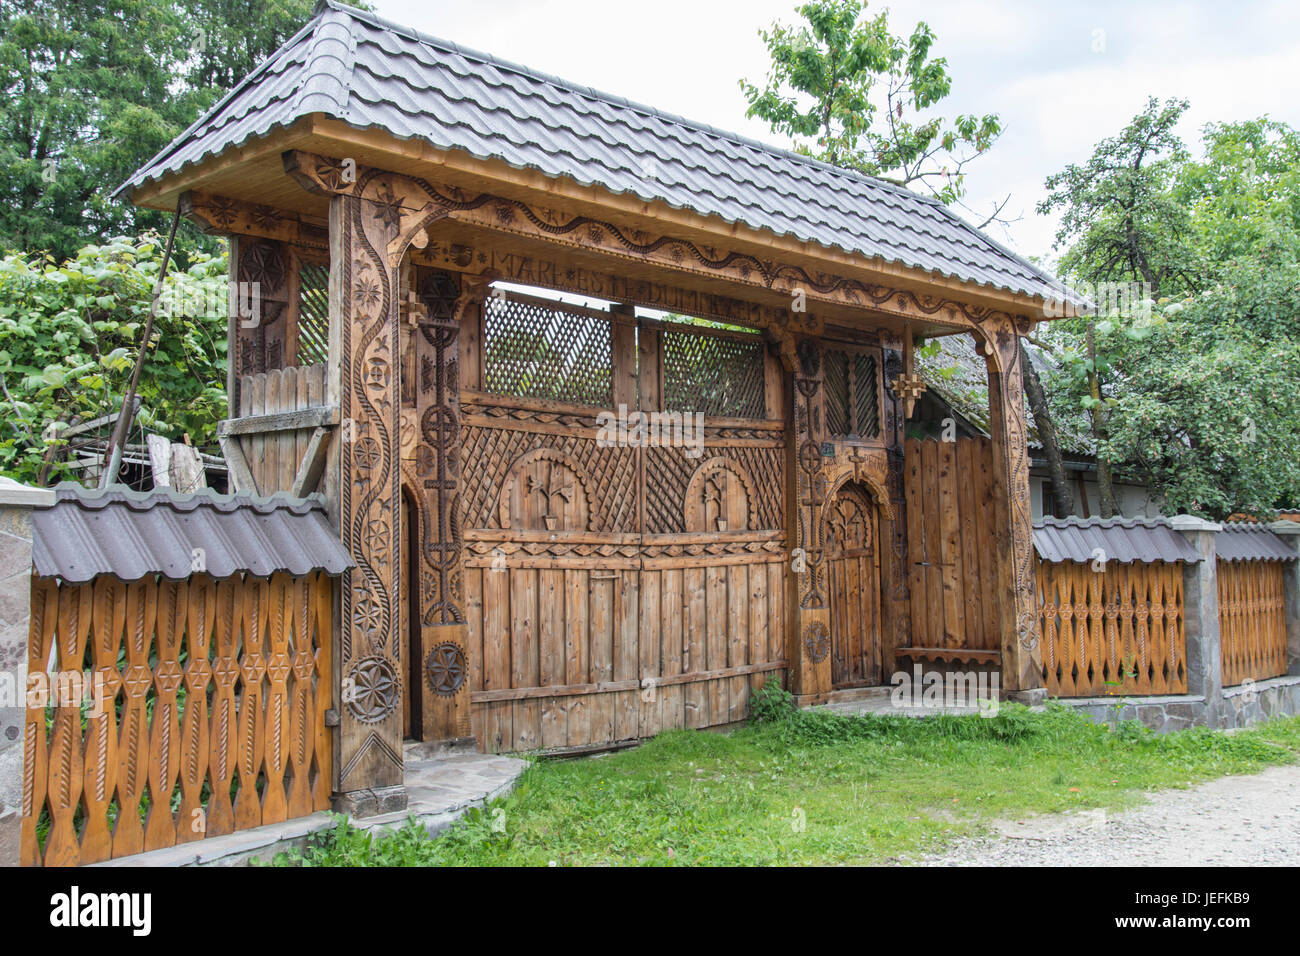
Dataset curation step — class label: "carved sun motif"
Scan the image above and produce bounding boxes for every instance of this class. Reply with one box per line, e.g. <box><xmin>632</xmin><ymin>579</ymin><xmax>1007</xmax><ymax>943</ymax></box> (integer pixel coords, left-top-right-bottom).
<box><xmin>346</xmin><ymin>656</ymin><xmax>399</xmax><ymax>723</ymax></box>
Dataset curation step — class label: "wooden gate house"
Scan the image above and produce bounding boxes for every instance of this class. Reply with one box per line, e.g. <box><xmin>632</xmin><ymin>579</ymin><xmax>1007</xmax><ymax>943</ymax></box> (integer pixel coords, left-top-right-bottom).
<box><xmin>99</xmin><ymin>1</ymin><xmax>1094</xmax><ymax>812</ymax></box>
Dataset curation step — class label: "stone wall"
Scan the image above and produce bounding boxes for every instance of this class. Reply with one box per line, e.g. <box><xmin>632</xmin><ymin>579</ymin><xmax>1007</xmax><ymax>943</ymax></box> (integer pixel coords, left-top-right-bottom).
<box><xmin>0</xmin><ymin>478</ymin><xmax>55</xmax><ymax>866</ymax></box>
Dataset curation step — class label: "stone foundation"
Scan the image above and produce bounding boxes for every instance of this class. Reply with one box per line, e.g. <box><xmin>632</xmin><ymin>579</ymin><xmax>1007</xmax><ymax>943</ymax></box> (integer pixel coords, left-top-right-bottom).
<box><xmin>1057</xmin><ymin>674</ymin><xmax>1300</xmax><ymax>733</ymax></box>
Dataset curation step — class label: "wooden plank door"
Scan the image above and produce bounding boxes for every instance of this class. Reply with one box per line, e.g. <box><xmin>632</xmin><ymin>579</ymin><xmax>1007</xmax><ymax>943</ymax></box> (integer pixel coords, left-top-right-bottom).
<box><xmin>827</xmin><ymin>483</ymin><xmax>883</xmax><ymax>688</ymax></box>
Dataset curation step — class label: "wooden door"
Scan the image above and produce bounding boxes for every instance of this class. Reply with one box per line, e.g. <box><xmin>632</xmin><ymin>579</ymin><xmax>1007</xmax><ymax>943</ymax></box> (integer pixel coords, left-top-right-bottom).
<box><xmin>827</xmin><ymin>483</ymin><xmax>883</xmax><ymax>688</ymax></box>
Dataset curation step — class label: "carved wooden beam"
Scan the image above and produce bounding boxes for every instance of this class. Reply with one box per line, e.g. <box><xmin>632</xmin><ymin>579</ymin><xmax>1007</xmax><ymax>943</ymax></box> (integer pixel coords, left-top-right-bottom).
<box><xmin>283</xmin><ymin>150</ymin><xmax>1034</xmax><ymax>353</ymax></box>
<box><xmin>180</xmin><ymin>190</ymin><xmax>327</xmax><ymax>249</ymax></box>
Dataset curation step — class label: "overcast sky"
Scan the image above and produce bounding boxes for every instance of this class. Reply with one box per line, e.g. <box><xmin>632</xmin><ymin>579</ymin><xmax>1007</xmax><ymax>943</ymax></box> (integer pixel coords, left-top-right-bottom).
<box><xmin>373</xmin><ymin>0</ymin><xmax>1300</xmax><ymax>266</ymax></box>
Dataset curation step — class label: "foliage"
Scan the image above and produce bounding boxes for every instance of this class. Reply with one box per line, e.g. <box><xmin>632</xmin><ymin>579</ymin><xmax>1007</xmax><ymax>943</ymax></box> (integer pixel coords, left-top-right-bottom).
<box><xmin>740</xmin><ymin>0</ymin><xmax>1001</xmax><ymax>213</ymax></box>
<box><xmin>266</xmin><ymin>710</ymin><xmax>1300</xmax><ymax>866</ymax></box>
<box><xmin>1040</xmin><ymin>97</ymin><xmax>1196</xmax><ymax>295</ymax></box>
<box><xmin>1037</xmin><ymin>100</ymin><xmax>1300</xmax><ymax>517</ymax></box>
<box><xmin>0</xmin><ymin>0</ymin><xmax>329</xmax><ymax>260</ymax></box>
<box><xmin>0</xmin><ymin>235</ymin><xmax>228</xmax><ymax>482</ymax></box>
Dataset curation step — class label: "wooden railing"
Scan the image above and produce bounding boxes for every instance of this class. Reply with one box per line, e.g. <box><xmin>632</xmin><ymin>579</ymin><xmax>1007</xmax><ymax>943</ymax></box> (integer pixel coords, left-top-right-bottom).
<box><xmin>21</xmin><ymin>571</ymin><xmax>333</xmax><ymax>866</ymax></box>
<box><xmin>1037</xmin><ymin>559</ymin><xmax>1187</xmax><ymax>697</ymax></box>
<box><xmin>1218</xmin><ymin>559</ymin><xmax>1288</xmax><ymax>685</ymax></box>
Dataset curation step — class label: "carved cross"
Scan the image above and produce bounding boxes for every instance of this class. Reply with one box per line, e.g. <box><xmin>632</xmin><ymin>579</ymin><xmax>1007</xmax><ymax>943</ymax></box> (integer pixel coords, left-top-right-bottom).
<box><xmin>892</xmin><ymin>320</ymin><xmax>928</xmax><ymax>418</ymax></box>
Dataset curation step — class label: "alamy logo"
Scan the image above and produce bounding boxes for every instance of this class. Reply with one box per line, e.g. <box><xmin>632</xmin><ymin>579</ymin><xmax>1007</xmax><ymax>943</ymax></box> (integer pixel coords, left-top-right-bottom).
<box><xmin>49</xmin><ymin>886</ymin><xmax>151</xmax><ymax>936</ymax></box>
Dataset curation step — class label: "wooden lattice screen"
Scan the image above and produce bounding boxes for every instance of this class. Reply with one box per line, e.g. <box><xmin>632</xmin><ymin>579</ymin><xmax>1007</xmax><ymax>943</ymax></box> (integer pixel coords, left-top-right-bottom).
<box><xmin>483</xmin><ymin>292</ymin><xmax>613</xmax><ymax>407</ymax></box>
<box><xmin>296</xmin><ymin>261</ymin><xmax>330</xmax><ymax>367</ymax></box>
<box><xmin>1036</xmin><ymin>559</ymin><xmax>1187</xmax><ymax>696</ymax></box>
<box><xmin>21</xmin><ymin>571</ymin><xmax>334</xmax><ymax>866</ymax></box>
<box><xmin>661</xmin><ymin>324</ymin><xmax>766</xmax><ymax>418</ymax></box>
<box><xmin>1217</xmin><ymin>559</ymin><xmax>1288</xmax><ymax>685</ymax></box>
<box><xmin>824</xmin><ymin>348</ymin><xmax>880</xmax><ymax>439</ymax></box>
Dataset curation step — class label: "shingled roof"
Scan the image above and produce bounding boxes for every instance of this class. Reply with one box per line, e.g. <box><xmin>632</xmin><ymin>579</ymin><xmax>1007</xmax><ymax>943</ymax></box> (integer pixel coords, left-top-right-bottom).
<box><xmin>119</xmin><ymin>0</ymin><xmax>1077</xmax><ymax>308</ymax></box>
<box><xmin>32</xmin><ymin>484</ymin><xmax>352</xmax><ymax>583</ymax></box>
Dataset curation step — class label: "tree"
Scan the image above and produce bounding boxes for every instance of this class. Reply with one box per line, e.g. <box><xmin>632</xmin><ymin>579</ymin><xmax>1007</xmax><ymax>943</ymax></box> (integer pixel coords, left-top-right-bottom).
<box><xmin>1038</xmin><ymin>103</ymin><xmax>1300</xmax><ymax>518</ymax></box>
<box><xmin>1037</xmin><ymin>97</ymin><xmax>1199</xmax><ymax>516</ymax></box>
<box><xmin>0</xmin><ymin>0</ymin><xmax>327</xmax><ymax>260</ymax></box>
<box><xmin>740</xmin><ymin>0</ymin><xmax>1005</xmax><ymax>223</ymax></box>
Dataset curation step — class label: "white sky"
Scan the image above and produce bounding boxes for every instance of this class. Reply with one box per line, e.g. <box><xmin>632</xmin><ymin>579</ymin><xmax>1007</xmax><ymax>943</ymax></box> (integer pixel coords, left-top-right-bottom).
<box><xmin>374</xmin><ymin>0</ymin><xmax>1300</xmax><ymax>266</ymax></box>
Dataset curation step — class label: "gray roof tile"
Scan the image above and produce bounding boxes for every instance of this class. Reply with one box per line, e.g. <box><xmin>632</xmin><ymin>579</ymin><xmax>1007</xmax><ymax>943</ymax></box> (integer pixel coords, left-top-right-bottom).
<box><xmin>1217</xmin><ymin>522</ymin><xmax>1299</xmax><ymax>562</ymax></box>
<box><xmin>1033</xmin><ymin>516</ymin><xmax>1201</xmax><ymax>564</ymax></box>
<box><xmin>32</xmin><ymin>484</ymin><xmax>353</xmax><ymax>583</ymax></box>
<box><xmin>119</xmin><ymin>1</ymin><xmax>1079</xmax><ymax>307</ymax></box>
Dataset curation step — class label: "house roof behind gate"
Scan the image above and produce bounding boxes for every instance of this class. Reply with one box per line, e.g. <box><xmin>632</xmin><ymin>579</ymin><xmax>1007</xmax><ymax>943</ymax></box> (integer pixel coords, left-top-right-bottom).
<box><xmin>31</xmin><ymin>484</ymin><xmax>353</xmax><ymax>583</ymax></box>
<box><xmin>118</xmin><ymin>0</ymin><xmax>1080</xmax><ymax>310</ymax></box>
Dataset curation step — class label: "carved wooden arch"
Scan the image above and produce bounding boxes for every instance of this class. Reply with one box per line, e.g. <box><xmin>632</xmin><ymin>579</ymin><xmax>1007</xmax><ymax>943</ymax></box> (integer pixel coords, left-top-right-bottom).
<box><xmin>683</xmin><ymin>456</ymin><xmax>758</xmax><ymax>533</ymax></box>
<box><xmin>497</xmin><ymin>447</ymin><xmax>596</xmax><ymax>532</ymax></box>
<box><xmin>822</xmin><ymin>464</ymin><xmax>894</xmax><ymax>524</ymax></box>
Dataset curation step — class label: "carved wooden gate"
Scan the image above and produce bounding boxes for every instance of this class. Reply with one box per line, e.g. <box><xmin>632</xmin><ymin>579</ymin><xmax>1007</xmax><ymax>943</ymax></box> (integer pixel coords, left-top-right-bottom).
<box><xmin>826</xmin><ymin>482</ymin><xmax>883</xmax><ymax>688</ymax></box>
<box><xmin>458</xmin><ymin>291</ymin><xmax>789</xmax><ymax>752</ymax></box>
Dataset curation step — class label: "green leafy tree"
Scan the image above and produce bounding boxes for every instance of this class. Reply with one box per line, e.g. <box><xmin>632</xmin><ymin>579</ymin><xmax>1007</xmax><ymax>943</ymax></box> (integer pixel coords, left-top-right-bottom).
<box><xmin>740</xmin><ymin>0</ymin><xmax>1004</xmax><ymax>221</ymax></box>
<box><xmin>1037</xmin><ymin>103</ymin><xmax>1300</xmax><ymax>517</ymax></box>
<box><xmin>0</xmin><ymin>235</ymin><xmax>228</xmax><ymax>483</ymax></box>
<box><xmin>0</xmin><ymin>0</ymin><xmax>330</xmax><ymax>259</ymax></box>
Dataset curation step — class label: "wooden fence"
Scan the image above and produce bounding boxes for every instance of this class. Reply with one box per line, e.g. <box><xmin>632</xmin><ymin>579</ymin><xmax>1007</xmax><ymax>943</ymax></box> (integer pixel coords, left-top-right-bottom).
<box><xmin>1218</xmin><ymin>559</ymin><xmax>1288</xmax><ymax>685</ymax></box>
<box><xmin>902</xmin><ymin>437</ymin><xmax>1001</xmax><ymax>659</ymax></box>
<box><xmin>221</xmin><ymin>363</ymin><xmax>330</xmax><ymax>496</ymax></box>
<box><xmin>1036</xmin><ymin>559</ymin><xmax>1187</xmax><ymax>696</ymax></box>
<box><xmin>21</xmin><ymin>571</ymin><xmax>333</xmax><ymax>866</ymax></box>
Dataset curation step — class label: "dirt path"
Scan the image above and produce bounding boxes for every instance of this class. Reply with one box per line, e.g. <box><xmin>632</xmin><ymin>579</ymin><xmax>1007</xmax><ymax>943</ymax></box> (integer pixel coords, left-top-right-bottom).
<box><xmin>915</xmin><ymin>763</ymin><xmax>1300</xmax><ymax>866</ymax></box>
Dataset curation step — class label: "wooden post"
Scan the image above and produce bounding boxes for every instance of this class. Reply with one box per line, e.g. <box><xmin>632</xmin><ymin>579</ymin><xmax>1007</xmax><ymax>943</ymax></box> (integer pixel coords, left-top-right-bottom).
<box><xmin>288</xmin><ymin>151</ymin><xmax>449</xmax><ymax>812</ymax></box>
<box><xmin>982</xmin><ymin>324</ymin><xmax>1043</xmax><ymax>694</ymax></box>
<box><xmin>410</xmin><ymin>272</ymin><xmax>488</xmax><ymax>744</ymax></box>
<box><xmin>788</xmin><ymin>336</ymin><xmax>832</xmax><ymax>702</ymax></box>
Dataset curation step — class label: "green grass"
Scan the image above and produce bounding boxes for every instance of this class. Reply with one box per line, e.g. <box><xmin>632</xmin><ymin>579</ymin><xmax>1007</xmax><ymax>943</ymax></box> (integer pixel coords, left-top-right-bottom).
<box><xmin>267</xmin><ymin>693</ymin><xmax>1300</xmax><ymax>867</ymax></box>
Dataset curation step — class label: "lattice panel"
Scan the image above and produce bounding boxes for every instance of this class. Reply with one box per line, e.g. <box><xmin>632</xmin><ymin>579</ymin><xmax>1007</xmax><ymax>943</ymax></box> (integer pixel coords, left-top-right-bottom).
<box><xmin>461</xmin><ymin>424</ymin><xmax>639</xmax><ymax>531</ymax></box>
<box><xmin>662</xmin><ymin>327</ymin><xmax>766</xmax><ymax>419</ymax></box>
<box><xmin>482</xmin><ymin>295</ymin><xmax>613</xmax><ymax>407</ymax></box>
<box><xmin>1037</xmin><ymin>559</ymin><xmax>1187</xmax><ymax>697</ymax></box>
<box><xmin>644</xmin><ymin>443</ymin><xmax>784</xmax><ymax>534</ymax></box>
<box><xmin>296</xmin><ymin>262</ymin><xmax>330</xmax><ymax>366</ymax></box>
<box><xmin>825</xmin><ymin>349</ymin><xmax>880</xmax><ymax>439</ymax></box>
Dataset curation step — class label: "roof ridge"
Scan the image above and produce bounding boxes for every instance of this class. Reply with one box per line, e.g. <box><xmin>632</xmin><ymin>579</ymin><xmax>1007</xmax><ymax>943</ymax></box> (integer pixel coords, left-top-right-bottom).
<box><xmin>294</xmin><ymin>4</ymin><xmax>358</xmax><ymax>117</ymax></box>
<box><xmin>54</xmin><ymin>482</ymin><xmax>326</xmax><ymax>514</ymax></box>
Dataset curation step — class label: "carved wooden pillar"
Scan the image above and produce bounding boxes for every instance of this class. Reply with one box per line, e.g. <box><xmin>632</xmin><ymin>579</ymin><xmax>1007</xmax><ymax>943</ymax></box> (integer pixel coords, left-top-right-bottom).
<box><xmin>787</xmin><ymin>336</ymin><xmax>832</xmax><ymax>700</ymax></box>
<box><xmin>881</xmin><ymin>344</ymin><xmax>909</xmax><ymax>679</ymax></box>
<box><xmin>982</xmin><ymin>321</ymin><xmax>1043</xmax><ymax>693</ymax></box>
<box><xmin>290</xmin><ymin>151</ymin><xmax>448</xmax><ymax>810</ymax></box>
<box><xmin>408</xmin><ymin>269</ymin><xmax>486</xmax><ymax>743</ymax></box>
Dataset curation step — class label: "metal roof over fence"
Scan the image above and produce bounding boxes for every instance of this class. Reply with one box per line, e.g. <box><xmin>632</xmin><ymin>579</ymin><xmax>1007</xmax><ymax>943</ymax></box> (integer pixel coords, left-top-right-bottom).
<box><xmin>31</xmin><ymin>484</ymin><xmax>352</xmax><ymax>583</ymax></box>
<box><xmin>1216</xmin><ymin>522</ymin><xmax>1299</xmax><ymax>562</ymax></box>
<box><xmin>118</xmin><ymin>0</ymin><xmax>1080</xmax><ymax>308</ymax></box>
<box><xmin>1032</xmin><ymin>516</ymin><xmax>1202</xmax><ymax>564</ymax></box>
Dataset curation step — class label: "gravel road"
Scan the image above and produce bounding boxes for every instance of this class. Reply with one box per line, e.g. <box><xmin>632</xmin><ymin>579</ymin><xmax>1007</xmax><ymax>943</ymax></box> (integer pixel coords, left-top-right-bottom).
<box><xmin>915</xmin><ymin>763</ymin><xmax>1300</xmax><ymax>866</ymax></box>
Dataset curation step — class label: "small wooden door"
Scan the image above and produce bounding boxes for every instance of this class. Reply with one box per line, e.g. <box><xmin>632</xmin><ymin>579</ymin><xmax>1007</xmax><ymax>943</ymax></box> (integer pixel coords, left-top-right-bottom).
<box><xmin>827</xmin><ymin>483</ymin><xmax>883</xmax><ymax>688</ymax></box>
